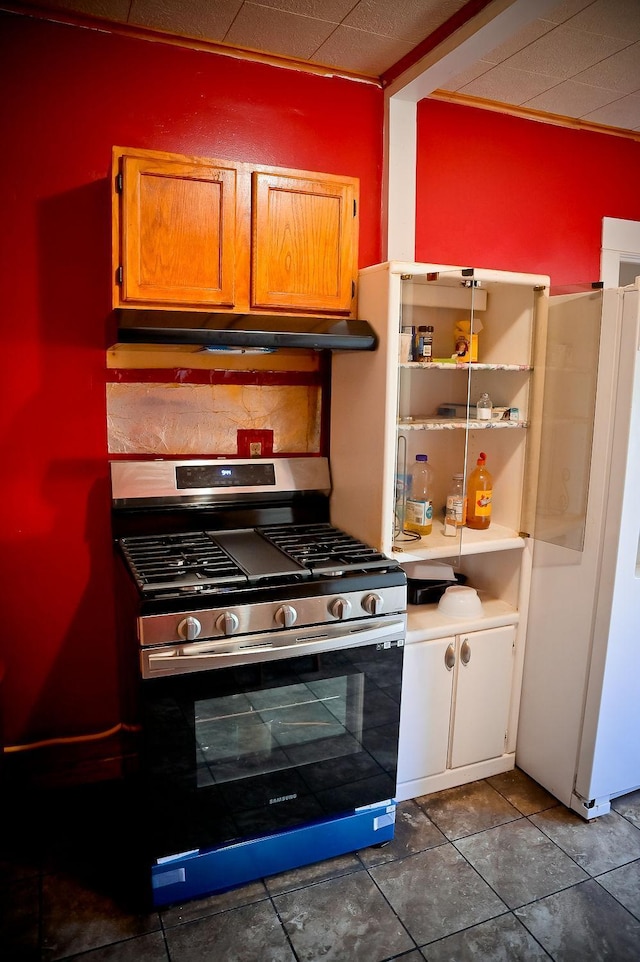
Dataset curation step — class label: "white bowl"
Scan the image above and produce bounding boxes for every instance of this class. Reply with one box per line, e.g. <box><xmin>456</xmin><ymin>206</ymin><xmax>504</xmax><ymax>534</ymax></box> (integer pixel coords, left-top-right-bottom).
<box><xmin>437</xmin><ymin>585</ymin><xmax>483</xmax><ymax>619</ymax></box>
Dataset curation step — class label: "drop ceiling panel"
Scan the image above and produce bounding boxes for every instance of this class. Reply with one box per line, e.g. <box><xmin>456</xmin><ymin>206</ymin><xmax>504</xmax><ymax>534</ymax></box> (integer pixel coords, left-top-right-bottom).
<box><xmin>342</xmin><ymin>0</ymin><xmax>468</xmax><ymax>44</ymax></box>
<box><xmin>225</xmin><ymin>2</ymin><xmax>335</xmax><ymax>59</ymax></box>
<box><xmin>255</xmin><ymin>0</ymin><xmax>356</xmax><ymax>21</ymax></box>
<box><xmin>459</xmin><ymin>62</ymin><xmax>564</xmax><ymax>105</ymax></box>
<box><xmin>480</xmin><ymin>18</ymin><xmax>557</xmax><ymax>65</ymax></box>
<box><xmin>503</xmin><ymin>24</ymin><xmax>631</xmax><ymax>82</ymax></box>
<box><xmin>567</xmin><ymin>0</ymin><xmax>640</xmax><ymax>42</ymax></box>
<box><xmin>129</xmin><ymin>0</ymin><xmax>242</xmax><ymax>40</ymax></box>
<box><xmin>583</xmin><ymin>92</ymin><xmax>640</xmax><ymax>130</ymax></box>
<box><xmin>524</xmin><ymin>80</ymin><xmax>623</xmax><ymax>118</ymax></box>
<box><xmin>573</xmin><ymin>43</ymin><xmax>640</xmax><ymax>95</ymax></box>
<box><xmin>311</xmin><ymin>25</ymin><xmax>414</xmax><ymax>76</ymax></box>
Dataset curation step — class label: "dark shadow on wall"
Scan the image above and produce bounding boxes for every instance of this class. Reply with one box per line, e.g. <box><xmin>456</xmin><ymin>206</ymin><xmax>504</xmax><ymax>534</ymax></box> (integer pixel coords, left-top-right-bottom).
<box><xmin>1</xmin><ymin>176</ymin><xmax>125</xmax><ymax>774</ymax></box>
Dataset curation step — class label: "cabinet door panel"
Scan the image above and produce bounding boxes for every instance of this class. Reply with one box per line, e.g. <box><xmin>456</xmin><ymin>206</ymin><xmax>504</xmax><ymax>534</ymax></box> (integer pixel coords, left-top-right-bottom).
<box><xmin>397</xmin><ymin>637</ymin><xmax>455</xmax><ymax>783</ymax></box>
<box><xmin>251</xmin><ymin>172</ymin><xmax>357</xmax><ymax>313</ymax></box>
<box><xmin>120</xmin><ymin>155</ymin><xmax>237</xmax><ymax>307</ymax></box>
<box><xmin>449</xmin><ymin>625</ymin><xmax>515</xmax><ymax>769</ymax></box>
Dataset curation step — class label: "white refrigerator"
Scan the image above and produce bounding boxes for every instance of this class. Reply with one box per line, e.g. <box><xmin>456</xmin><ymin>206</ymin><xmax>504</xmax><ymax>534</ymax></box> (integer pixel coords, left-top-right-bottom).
<box><xmin>516</xmin><ymin>280</ymin><xmax>640</xmax><ymax>819</ymax></box>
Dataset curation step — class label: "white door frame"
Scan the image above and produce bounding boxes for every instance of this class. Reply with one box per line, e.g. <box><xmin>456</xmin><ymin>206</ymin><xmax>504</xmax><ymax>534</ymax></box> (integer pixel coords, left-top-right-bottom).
<box><xmin>601</xmin><ymin>218</ymin><xmax>640</xmax><ymax>288</ymax></box>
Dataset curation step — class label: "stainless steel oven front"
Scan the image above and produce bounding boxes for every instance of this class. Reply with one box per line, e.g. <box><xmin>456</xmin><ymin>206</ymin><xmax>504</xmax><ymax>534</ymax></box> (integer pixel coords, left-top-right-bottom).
<box><xmin>139</xmin><ymin>612</ymin><xmax>405</xmax><ymax>866</ymax></box>
<box><xmin>111</xmin><ymin>457</ymin><xmax>407</xmax><ymax>905</ymax></box>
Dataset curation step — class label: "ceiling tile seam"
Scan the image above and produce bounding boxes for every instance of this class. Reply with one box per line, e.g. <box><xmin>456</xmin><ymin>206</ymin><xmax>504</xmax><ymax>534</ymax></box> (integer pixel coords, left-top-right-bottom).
<box><xmin>497</xmin><ymin>31</ymin><xmax>636</xmax><ymax>73</ymax></box>
<box><xmin>520</xmin><ymin>84</ymin><xmax>632</xmax><ymax>115</ymax></box>
<box><xmin>221</xmin><ymin>0</ymin><xmax>245</xmax><ymax>43</ymax></box>
<box><xmin>465</xmin><ymin>64</ymin><xmax>603</xmax><ymax>87</ymax></box>
<box><xmin>243</xmin><ymin>0</ymin><xmax>354</xmax><ymax>28</ymax></box>
<box><xmin>223</xmin><ymin>1</ymin><xmax>362</xmax><ymax>62</ymax></box>
<box><xmin>306</xmin><ymin>23</ymin><xmax>418</xmax><ymax>64</ymax></box>
<box><xmin>567</xmin><ymin>79</ymin><xmax>640</xmax><ymax>97</ymax></box>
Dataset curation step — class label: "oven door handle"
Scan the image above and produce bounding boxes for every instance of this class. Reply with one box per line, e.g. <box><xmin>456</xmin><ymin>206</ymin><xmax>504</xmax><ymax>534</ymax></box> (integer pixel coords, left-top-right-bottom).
<box><xmin>141</xmin><ymin>616</ymin><xmax>406</xmax><ymax>678</ymax></box>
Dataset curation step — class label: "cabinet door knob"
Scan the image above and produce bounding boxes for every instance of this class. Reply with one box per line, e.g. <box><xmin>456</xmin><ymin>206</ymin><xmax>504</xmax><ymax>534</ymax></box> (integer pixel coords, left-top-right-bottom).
<box><xmin>445</xmin><ymin>643</ymin><xmax>456</xmax><ymax>671</ymax></box>
<box><xmin>461</xmin><ymin>639</ymin><xmax>471</xmax><ymax>665</ymax></box>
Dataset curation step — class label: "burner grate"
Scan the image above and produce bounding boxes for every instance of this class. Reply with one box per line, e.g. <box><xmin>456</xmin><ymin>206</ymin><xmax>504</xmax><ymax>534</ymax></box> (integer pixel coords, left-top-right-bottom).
<box><xmin>119</xmin><ymin>533</ymin><xmax>247</xmax><ymax>592</ymax></box>
<box><xmin>258</xmin><ymin>523</ymin><xmax>391</xmax><ymax>573</ymax></box>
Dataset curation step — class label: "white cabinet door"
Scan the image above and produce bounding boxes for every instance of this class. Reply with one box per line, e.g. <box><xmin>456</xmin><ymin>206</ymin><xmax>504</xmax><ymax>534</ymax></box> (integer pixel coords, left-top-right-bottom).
<box><xmin>449</xmin><ymin>625</ymin><xmax>516</xmax><ymax>769</ymax></box>
<box><xmin>398</xmin><ymin>637</ymin><xmax>456</xmax><ymax>782</ymax></box>
<box><xmin>397</xmin><ymin>637</ymin><xmax>455</xmax><ymax>783</ymax></box>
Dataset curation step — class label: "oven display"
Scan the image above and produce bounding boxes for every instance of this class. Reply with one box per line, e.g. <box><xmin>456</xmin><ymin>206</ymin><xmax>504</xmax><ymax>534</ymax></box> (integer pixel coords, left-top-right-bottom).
<box><xmin>176</xmin><ymin>463</ymin><xmax>276</xmax><ymax>489</ymax></box>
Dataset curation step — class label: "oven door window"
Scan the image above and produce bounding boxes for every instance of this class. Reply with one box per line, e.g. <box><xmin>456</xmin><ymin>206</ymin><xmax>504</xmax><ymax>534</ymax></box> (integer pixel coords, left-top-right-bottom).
<box><xmin>140</xmin><ymin>642</ymin><xmax>403</xmax><ymax>858</ymax></box>
<box><xmin>195</xmin><ymin>672</ymin><xmax>364</xmax><ymax>786</ymax></box>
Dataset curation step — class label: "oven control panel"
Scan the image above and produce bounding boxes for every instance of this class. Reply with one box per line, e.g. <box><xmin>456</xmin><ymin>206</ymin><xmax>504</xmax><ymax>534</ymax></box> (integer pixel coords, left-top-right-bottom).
<box><xmin>138</xmin><ymin>586</ymin><xmax>407</xmax><ymax>647</ymax></box>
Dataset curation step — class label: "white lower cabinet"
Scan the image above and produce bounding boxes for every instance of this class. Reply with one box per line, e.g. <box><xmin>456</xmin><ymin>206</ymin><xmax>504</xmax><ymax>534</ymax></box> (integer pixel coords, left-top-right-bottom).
<box><xmin>396</xmin><ymin>624</ymin><xmax>516</xmax><ymax>801</ymax></box>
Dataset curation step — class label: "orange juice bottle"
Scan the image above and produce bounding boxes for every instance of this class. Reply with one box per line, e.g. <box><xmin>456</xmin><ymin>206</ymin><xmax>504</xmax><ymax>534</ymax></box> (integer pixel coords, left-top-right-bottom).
<box><xmin>466</xmin><ymin>452</ymin><xmax>492</xmax><ymax>529</ymax></box>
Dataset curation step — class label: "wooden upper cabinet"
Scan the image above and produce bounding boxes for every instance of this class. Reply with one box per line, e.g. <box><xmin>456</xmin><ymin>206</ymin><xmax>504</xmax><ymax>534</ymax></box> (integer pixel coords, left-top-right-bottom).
<box><xmin>112</xmin><ymin>147</ymin><xmax>359</xmax><ymax>316</ymax></box>
<box><xmin>251</xmin><ymin>171</ymin><xmax>358</xmax><ymax>314</ymax></box>
<box><xmin>113</xmin><ymin>150</ymin><xmax>237</xmax><ymax>309</ymax></box>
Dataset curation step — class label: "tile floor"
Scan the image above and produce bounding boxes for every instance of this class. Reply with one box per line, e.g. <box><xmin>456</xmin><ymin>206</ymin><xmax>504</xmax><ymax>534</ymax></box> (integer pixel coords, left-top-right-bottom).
<box><xmin>2</xmin><ymin>768</ymin><xmax>640</xmax><ymax>961</ymax></box>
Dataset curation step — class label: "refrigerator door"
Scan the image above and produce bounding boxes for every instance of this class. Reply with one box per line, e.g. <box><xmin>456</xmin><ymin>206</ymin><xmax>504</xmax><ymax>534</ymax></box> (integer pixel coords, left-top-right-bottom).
<box><xmin>516</xmin><ymin>287</ymin><xmax>626</xmax><ymax>814</ymax></box>
<box><xmin>574</xmin><ymin>286</ymin><xmax>640</xmax><ymax>808</ymax></box>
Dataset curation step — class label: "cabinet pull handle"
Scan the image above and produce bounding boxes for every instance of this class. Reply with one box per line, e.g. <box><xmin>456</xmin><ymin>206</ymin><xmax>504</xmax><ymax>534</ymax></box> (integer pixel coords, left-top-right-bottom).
<box><xmin>445</xmin><ymin>643</ymin><xmax>456</xmax><ymax>671</ymax></box>
<box><xmin>461</xmin><ymin>639</ymin><xmax>471</xmax><ymax>665</ymax></box>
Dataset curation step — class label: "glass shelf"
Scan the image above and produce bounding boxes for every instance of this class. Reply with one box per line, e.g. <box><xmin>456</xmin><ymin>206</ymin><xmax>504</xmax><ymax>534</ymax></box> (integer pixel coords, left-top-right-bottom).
<box><xmin>399</xmin><ymin>362</ymin><xmax>533</xmax><ymax>371</ymax></box>
<box><xmin>398</xmin><ymin>418</ymin><xmax>528</xmax><ymax>430</ymax></box>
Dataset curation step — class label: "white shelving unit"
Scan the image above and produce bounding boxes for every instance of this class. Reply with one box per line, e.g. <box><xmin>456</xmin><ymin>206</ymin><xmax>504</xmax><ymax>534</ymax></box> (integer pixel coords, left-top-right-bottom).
<box><xmin>330</xmin><ymin>261</ymin><xmax>549</xmax><ymax>799</ymax></box>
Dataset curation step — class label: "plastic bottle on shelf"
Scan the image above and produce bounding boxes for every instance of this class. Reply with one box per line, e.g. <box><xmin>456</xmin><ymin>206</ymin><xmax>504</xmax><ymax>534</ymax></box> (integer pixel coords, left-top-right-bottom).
<box><xmin>414</xmin><ymin>326</ymin><xmax>427</xmax><ymax>361</ymax></box>
<box><xmin>400</xmin><ymin>326</ymin><xmax>414</xmax><ymax>363</ymax></box>
<box><xmin>476</xmin><ymin>392</ymin><xmax>493</xmax><ymax>420</ymax></box>
<box><xmin>466</xmin><ymin>452</ymin><xmax>493</xmax><ymax>529</ymax></box>
<box><xmin>443</xmin><ymin>473</ymin><xmax>466</xmax><ymax>536</ymax></box>
<box><xmin>405</xmin><ymin>454</ymin><xmax>433</xmax><ymax>536</ymax></box>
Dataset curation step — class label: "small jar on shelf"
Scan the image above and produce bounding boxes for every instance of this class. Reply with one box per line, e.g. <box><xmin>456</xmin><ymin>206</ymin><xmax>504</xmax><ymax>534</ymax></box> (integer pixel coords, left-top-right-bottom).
<box><xmin>443</xmin><ymin>473</ymin><xmax>466</xmax><ymax>537</ymax></box>
<box><xmin>476</xmin><ymin>393</ymin><xmax>493</xmax><ymax>420</ymax></box>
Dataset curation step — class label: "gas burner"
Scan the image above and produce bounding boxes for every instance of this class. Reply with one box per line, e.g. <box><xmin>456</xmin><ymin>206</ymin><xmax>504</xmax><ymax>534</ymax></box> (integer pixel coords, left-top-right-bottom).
<box><xmin>258</xmin><ymin>523</ymin><xmax>393</xmax><ymax>574</ymax></box>
<box><xmin>119</xmin><ymin>532</ymin><xmax>248</xmax><ymax>593</ymax></box>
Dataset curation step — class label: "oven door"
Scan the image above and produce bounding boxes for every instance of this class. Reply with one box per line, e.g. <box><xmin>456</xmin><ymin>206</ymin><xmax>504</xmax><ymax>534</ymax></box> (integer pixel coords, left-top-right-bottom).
<box><xmin>137</xmin><ymin>616</ymin><xmax>405</xmax><ymax>860</ymax></box>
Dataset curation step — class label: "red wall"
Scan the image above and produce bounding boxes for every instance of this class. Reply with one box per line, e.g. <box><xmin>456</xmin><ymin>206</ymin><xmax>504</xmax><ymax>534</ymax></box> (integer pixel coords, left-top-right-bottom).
<box><xmin>0</xmin><ymin>11</ymin><xmax>384</xmax><ymax>751</ymax></box>
<box><xmin>416</xmin><ymin>99</ymin><xmax>640</xmax><ymax>285</ymax></box>
<box><xmin>3</xmin><ymin>10</ymin><xmax>640</xmax><ymax>763</ymax></box>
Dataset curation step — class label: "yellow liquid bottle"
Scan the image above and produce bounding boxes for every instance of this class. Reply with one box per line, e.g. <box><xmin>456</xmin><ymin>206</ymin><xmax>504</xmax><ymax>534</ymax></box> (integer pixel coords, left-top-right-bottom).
<box><xmin>405</xmin><ymin>454</ymin><xmax>433</xmax><ymax>536</ymax></box>
<box><xmin>466</xmin><ymin>452</ymin><xmax>492</xmax><ymax>530</ymax></box>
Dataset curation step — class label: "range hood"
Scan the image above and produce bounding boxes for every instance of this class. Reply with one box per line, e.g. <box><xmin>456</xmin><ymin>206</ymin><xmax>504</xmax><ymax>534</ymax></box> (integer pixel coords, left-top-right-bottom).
<box><xmin>114</xmin><ymin>310</ymin><xmax>378</xmax><ymax>352</ymax></box>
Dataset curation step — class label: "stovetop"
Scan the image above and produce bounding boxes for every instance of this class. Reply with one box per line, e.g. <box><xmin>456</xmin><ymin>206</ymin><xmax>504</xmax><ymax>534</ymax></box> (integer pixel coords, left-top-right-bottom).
<box><xmin>119</xmin><ymin>522</ymin><xmax>396</xmax><ymax>601</ymax></box>
<box><xmin>111</xmin><ymin>458</ymin><xmax>406</xmax><ymax>621</ymax></box>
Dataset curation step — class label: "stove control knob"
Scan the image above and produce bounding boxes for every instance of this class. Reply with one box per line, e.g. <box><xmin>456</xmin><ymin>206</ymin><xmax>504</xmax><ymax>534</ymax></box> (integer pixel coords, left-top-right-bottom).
<box><xmin>362</xmin><ymin>592</ymin><xmax>384</xmax><ymax>615</ymax></box>
<box><xmin>275</xmin><ymin>604</ymin><xmax>298</xmax><ymax>628</ymax></box>
<box><xmin>177</xmin><ymin>616</ymin><xmax>202</xmax><ymax>641</ymax></box>
<box><xmin>330</xmin><ymin>597</ymin><xmax>352</xmax><ymax>620</ymax></box>
<box><xmin>216</xmin><ymin>611</ymin><xmax>240</xmax><ymax>636</ymax></box>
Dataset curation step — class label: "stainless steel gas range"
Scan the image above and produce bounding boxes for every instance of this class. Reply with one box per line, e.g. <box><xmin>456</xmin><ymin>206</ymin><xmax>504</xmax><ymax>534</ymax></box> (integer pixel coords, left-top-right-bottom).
<box><xmin>111</xmin><ymin>457</ymin><xmax>407</xmax><ymax>907</ymax></box>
